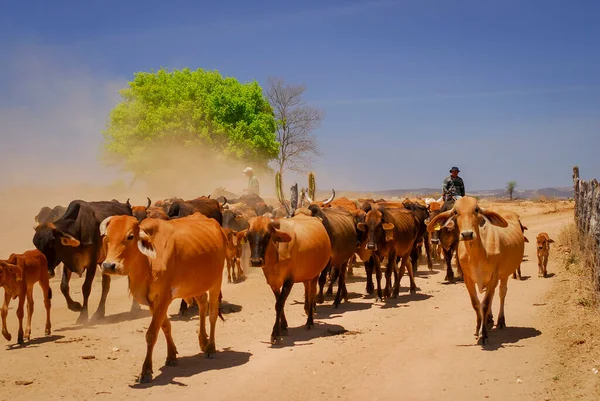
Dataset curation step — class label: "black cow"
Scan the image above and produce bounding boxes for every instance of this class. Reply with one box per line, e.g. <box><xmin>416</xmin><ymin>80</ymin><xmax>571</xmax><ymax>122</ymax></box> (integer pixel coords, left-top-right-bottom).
<box><xmin>168</xmin><ymin>196</ymin><xmax>223</xmax><ymax>225</ymax></box>
<box><xmin>32</xmin><ymin>199</ymin><xmax>132</xmax><ymax>323</ymax></box>
<box><xmin>35</xmin><ymin>205</ymin><xmax>67</xmax><ymax>225</ymax></box>
<box><xmin>403</xmin><ymin>201</ymin><xmax>433</xmax><ymax>272</ymax></box>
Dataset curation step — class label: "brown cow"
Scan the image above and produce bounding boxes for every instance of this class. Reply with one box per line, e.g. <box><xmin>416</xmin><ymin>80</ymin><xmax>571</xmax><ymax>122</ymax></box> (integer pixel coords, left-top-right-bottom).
<box><xmin>0</xmin><ymin>250</ymin><xmax>52</xmax><ymax>344</ymax></box>
<box><xmin>536</xmin><ymin>232</ymin><xmax>554</xmax><ymax>277</ymax></box>
<box><xmin>128</xmin><ymin>198</ymin><xmax>152</xmax><ymax>222</ymax></box>
<box><xmin>222</xmin><ymin>228</ymin><xmax>244</xmax><ymax>283</ymax></box>
<box><xmin>237</xmin><ymin>215</ymin><xmax>331</xmax><ymax>344</ymax></box>
<box><xmin>358</xmin><ymin>204</ymin><xmax>420</xmax><ymax>299</ymax></box>
<box><xmin>99</xmin><ymin>213</ymin><xmax>226</xmax><ymax>383</ymax></box>
<box><xmin>427</xmin><ymin>197</ymin><xmax>525</xmax><ymax>344</ymax></box>
<box><xmin>513</xmin><ymin>223</ymin><xmax>529</xmax><ymax>280</ymax></box>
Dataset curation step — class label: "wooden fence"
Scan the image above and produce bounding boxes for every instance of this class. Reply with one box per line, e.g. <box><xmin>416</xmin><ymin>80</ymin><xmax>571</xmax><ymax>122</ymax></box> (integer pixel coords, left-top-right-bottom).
<box><xmin>573</xmin><ymin>166</ymin><xmax>600</xmax><ymax>291</ymax></box>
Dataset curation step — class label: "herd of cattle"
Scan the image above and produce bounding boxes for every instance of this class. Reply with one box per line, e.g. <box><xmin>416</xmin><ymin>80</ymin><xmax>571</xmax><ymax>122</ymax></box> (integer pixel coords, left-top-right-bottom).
<box><xmin>0</xmin><ymin>184</ymin><xmax>555</xmax><ymax>383</ymax></box>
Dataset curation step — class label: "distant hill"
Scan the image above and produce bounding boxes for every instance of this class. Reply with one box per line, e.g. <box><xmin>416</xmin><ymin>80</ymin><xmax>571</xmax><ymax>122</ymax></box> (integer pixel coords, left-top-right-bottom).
<box><xmin>314</xmin><ymin>187</ymin><xmax>573</xmax><ymax>200</ymax></box>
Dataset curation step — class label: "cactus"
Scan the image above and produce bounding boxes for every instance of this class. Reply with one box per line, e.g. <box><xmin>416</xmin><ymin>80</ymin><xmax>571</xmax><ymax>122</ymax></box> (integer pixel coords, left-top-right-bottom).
<box><xmin>308</xmin><ymin>172</ymin><xmax>316</xmax><ymax>200</ymax></box>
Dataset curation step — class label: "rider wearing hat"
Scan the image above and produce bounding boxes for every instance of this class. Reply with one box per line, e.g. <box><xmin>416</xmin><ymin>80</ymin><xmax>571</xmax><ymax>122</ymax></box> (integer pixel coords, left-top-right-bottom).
<box><xmin>242</xmin><ymin>167</ymin><xmax>260</xmax><ymax>196</ymax></box>
<box><xmin>443</xmin><ymin>166</ymin><xmax>465</xmax><ymax>201</ymax></box>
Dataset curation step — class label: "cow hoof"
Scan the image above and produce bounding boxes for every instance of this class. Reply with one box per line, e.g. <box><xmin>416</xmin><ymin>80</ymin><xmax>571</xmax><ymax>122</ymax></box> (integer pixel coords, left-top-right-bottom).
<box><xmin>410</xmin><ymin>288</ymin><xmax>417</xmax><ymax>295</ymax></box>
<box><xmin>91</xmin><ymin>311</ymin><xmax>105</xmax><ymax>321</ymax></box>
<box><xmin>2</xmin><ymin>332</ymin><xmax>11</xmax><ymax>341</ymax></box>
<box><xmin>281</xmin><ymin>328</ymin><xmax>289</xmax><ymax>336</ymax></box>
<box><xmin>315</xmin><ymin>294</ymin><xmax>325</xmax><ymax>304</ymax></box>
<box><xmin>68</xmin><ymin>302</ymin><xmax>83</xmax><ymax>312</ymax></box>
<box><xmin>497</xmin><ymin>317</ymin><xmax>506</xmax><ymax>329</ymax></box>
<box><xmin>270</xmin><ymin>336</ymin><xmax>282</xmax><ymax>345</ymax></box>
<box><xmin>138</xmin><ymin>373</ymin><xmax>153</xmax><ymax>384</ymax></box>
<box><xmin>17</xmin><ymin>336</ymin><xmax>24</xmax><ymax>345</ymax></box>
<box><xmin>130</xmin><ymin>303</ymin><xmax>142</xmax><ymax>313</ymax></box>
<box><xmin>45</xmin><ymin>329</ymin><xmax>51</xmax><ymax>336</ymax></box>
<box><xmin>165</xmin><ymin>358</ymin><xmax>178</xmax><ymax>367</ymax></box>
<box><xmin>76</xmin><ymin>313</ymin><xmax>89</xmax><ymax>325</ymax></box>
<box><xmin>477</xmin><ymin>336</ymin><xmax>488</xmax><ymax>346</ymax></box>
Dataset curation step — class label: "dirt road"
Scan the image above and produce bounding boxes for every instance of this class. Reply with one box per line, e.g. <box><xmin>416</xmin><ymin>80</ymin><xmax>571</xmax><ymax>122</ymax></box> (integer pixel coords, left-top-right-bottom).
<box><xmin>0</xmin><ymin>203</ymin><xmax>576</xmax><ymax>400</ymax></box>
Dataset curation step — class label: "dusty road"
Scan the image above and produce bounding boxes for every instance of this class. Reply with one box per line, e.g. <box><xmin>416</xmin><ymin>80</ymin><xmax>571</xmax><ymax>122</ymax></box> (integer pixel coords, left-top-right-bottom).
<box><xmin>0</xmin><ymin>202</ymin><xmax>578</xmax><ymax>400</ymax></box>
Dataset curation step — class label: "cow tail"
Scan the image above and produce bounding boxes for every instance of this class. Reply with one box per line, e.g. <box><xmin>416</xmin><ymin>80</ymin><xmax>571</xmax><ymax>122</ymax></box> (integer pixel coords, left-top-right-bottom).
<box><xmin>218</xmin><ymin>290</ymin><xmax>225</xmax><ymax>322</ymax></box>
<box><xmin>48</xmin><ymin>287</ymin><xmax>53</xmax><ymax>300</ymax></box>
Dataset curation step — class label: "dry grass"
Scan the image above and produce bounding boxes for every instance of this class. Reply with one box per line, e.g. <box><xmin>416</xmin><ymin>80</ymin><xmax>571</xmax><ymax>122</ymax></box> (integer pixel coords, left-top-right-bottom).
<box><xmin>541</xmin><ymin>223</ymin><xmax>600</xmax><ymax>399</ymax></box>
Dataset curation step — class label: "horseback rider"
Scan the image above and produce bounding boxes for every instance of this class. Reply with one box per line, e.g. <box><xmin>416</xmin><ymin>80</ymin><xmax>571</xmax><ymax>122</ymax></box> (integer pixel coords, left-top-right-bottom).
<box><xmin>443</xmin><ymin>166</ymin><xmax>465</xmax><ymax>202</ymax></box>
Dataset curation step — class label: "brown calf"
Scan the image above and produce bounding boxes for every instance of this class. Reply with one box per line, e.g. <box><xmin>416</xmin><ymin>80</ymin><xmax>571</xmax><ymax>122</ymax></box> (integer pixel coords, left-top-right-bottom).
<box><xmin>100</xmin><ymin>213</ymin><xmax>226</xmax><ymax>383</ymax></box>
<box><xmin>0</xmin><ymin>250</ymin><xmax>52</xmax><ymax>344</ymax></box>
<box><xmin>222</xmin><ymin>228</ymin><xmax>244</xmax><ymax>283</ymax></box>
<box><xmin>536</xmin><ymin>232</ymin><xmax>554</xmax><ymax>277</ymax></box>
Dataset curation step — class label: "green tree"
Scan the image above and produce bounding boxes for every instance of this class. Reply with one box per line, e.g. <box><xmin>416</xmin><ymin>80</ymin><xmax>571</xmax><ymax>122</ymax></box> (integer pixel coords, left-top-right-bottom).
<box><xmin>102</xmin><ymin>68</ymin><xmax>279</xmax><ymax>181</ymax></box>
<box><xmin>506</xmin><ymin>181</ymin><xmax>518</xmax><ymax>201</ymax></box>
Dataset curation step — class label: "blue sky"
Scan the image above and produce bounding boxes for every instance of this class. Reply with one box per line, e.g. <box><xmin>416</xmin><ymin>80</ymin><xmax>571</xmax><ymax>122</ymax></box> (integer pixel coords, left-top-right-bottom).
<box><xmin>1</xmin><ymin>0</ymin><xmax>599</xmax><ymax>191</ymax></box>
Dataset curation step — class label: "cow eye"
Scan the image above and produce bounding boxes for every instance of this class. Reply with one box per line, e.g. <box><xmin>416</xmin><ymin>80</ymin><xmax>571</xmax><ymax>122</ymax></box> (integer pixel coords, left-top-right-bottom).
<box><xmin>475</xmin><ymin>207</ymin><xmax>480</xmax><ymax>214</ymax></box>
<box><xmin>127</xmin><ymin>233</ymin><xmax>135</xmax><ymax>240</ymax></box>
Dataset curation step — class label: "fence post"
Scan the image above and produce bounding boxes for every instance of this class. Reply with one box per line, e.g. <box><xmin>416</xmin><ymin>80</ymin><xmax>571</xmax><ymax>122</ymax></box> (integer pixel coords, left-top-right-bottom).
<box><xmin>574</xmin><ymin>166</ymin><xmax>580</xmax><ymax>227</ymax></box>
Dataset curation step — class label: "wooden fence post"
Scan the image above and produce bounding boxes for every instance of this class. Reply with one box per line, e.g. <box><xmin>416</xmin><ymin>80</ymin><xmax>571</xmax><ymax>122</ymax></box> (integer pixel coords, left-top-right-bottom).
<box><xmin>574</xmin><ymin>166</ymin><xmax>580</xmax><ymax>227</ymax></box>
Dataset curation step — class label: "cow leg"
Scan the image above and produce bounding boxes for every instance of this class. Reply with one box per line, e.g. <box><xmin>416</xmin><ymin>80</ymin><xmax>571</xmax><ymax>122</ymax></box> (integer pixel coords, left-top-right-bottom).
<box><xmin>364</xmin><ymin>257</ymin><xmax>374</xmax><ymax>295</ymax></box>
<box><xmin>139</xmin><ymin>300</ymin><xmax>169</xmax><ymax>383</ymax></box>
<box><xmin>161</xmin><ymin>317</ymin><xmax>178</xmax><ymax>366</ymax></box>
<box><xmin>24</xmin><ymin>285</ymin><xmax>35</xmax><ymax>342</ymax></box>
<box><xmin>456</xmin><ymin>252</ymin><xmax>464</xmax><ymax>281</ymax></box>
<box><xmin>384</xmin><ymin>251</ymin><xmax>396</xmax><ymax>298</ymax></box>
<box><xmin>543</xmin><ymin>255</ymin><xmax>549</xmax><ymax>277</ymax></box>
<box><xmin>39</xmin><ymin>275</ymin><xmax>52</xmax><ymax>336</ymax></box>
<box><xmin>443</xmin><ymin>247</ymin><xmax>454</xmax><ymax>283</ymax></box>
<box><xmin>373</xmin><ymin>254</ymin><xmax>384</xmax><ymax>301</ymax></box>
<box><xmin>424</xmin><ymin>233</ymin><xmax>433</xmax><ymax>270</ymax></box>
<box><xmin>347</xmin><ymin>254</ymin><xmax>356</xmax><ymax>277</ymax></box>
<box><xmin>333</xmin><ymin>262</ymin><xmax>348</xmax><ymax>307</ymax></box>
<box><xmin>76</xmin><ymin>264</ymin><xmax>97</xmax><ymax>324</ymax></box>
<box><xmin>464</xmin><ymin>276</ymin><xmax>482</xmax><ymax>339</ymax></box>
<box><xmin>497</xmin><ymin>277</ymin><xmax>508</xmax><ymax>329</ymax></box>
<box><xmin>226</xmin><ymin>258</ymin><xmax>233</xmax><ymax>283</ymax></box>
<box><xmin>410</xmin><ymin>246</ymin><xmax>419</xmax><ymax>273</ymax></box>
<box><xmin>179</xmin><ymin>299</ymin><xmax>189</xmax><ymax>316</ymax></box>
<box><xmin>399</xmin><ymin>255</ymin><xmax>418</xmax><ymax>294</ymax></box>
<box><xmin>196</xmin><ymin>293</ymin><xmax>209</xmax><ymax>352</ymax></box>
<box><xmin>205</xmin><ymin>285</ymin><xmax>221</xmax><ymax>356</ymax></box>
<box><xmin>478</xmin><ymin>279</ymin><xmax>497</xmax><ymax>345</ymax></box>
<box><xmin>16</xmin><ymin>293</ymin><xmax>25</xmax><ymax>344</ymax></box>
<box><xmin>305</xmin><ymin>276</ymin><xmax>318</xmax><ymax>329</ymax></box>
<box><xmin>316</xmin><ymin>262</ymin><xmax>330</xmax><ymax>304</ymax></box>
<box><xmin>1</xmin><ymin>291</ymin><xmax>12</xmax><ymax>341</ymax></box>
<box><xmin>127</xmin><ymin>277</ymin><xmax>142</xmax><ymax>313</ymax></box>
<box><xmin>327</xmin><ymin>266</ymin><xmax>339</xmax><ymax>296</ymax></box>
<box><xmin>272</xmin><ymin>278</ymin><xmax>294</xmax><ymax>344</ymax></box>
<box><xmin>236</xmin><ymin>257</ymin><xmax>245</xmax><ymax>281</ymax></box>
<box><xmin>92</xmin><ymin>272</ymin><xmax>111</xmax><ymax>321</ymax></box>
<box><xmin>61</xmin><ymin>268</ymin><xmax>82</xmax><ymax>312</ymax></box>
<box><xmin>512</xmin><ymin>265</ymin><xmax>521</xmax><ymax>280</ymax></box>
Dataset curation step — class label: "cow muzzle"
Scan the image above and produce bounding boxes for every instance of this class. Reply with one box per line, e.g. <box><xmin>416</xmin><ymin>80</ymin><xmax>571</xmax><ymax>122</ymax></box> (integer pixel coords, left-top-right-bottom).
<box><xmin>250</xmin><ymin>257</ymin><xmax>264</xmax><ymax>267</ymax></box>
<box><xmin>460</xmin><ymin>231</ymin><xmax>475</xmax><ymax>241</ymax></box>
<box><xmin>101</xmin><ymin>261</ymin><xmax>122</xmax><ymax>275</ymax></box>
<box><xmin>366</xmin><ymin>243</ymin><xmax>377</xmax><ymax>251</ymax></box>
<box><xmin>430</xmin><ymin>238</ymin><xmax>440</xmax><ymax>244</ymax></box>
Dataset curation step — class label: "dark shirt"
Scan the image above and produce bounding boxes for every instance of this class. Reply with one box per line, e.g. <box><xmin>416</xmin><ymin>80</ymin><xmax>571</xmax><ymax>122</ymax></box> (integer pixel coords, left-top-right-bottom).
<box><xmin>443</xmin><ymin>176</ymin><xmax>465</xmax><ymax>199</ymax></box>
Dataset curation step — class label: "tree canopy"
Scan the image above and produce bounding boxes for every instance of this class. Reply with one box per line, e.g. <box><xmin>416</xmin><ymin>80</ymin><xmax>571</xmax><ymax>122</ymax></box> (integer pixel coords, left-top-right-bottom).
<box><xmin>102</xmin><ymin>68</ymin><xmax>279</xmax><ymax>179</ymax></box>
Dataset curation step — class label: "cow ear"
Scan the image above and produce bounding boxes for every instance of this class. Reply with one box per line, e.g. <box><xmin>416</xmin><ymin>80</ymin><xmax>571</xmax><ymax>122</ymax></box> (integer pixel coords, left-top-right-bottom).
<box><xmin>60</xmin><ymin>233</ymin><xmax>81</xmax><ymax>247</ymax></box>
<box><xmin>357</xmin><ymin>222</ymin><xmax>366</xmax><ymax>232</ymax></box>
<box><xmin>444</xmin><ymin>219</ymin><xmax>455</xmax><ymax>230</ymax></box>
<box><xmin>524</xmin><ymin>236</ymin><xmax>529</xmax><ymax>243</ymax></box>
<box><xmin>236</xmin><ymin>230</ymin><xmax>248</xmax><ymax>245</ymax></box>
<box><xmin>273</xmin><ymin>229</ymin><xmax>292</xmax><ymax>243</ymax></box>
<box><xmin>6</xmin><ymin>257</ymin><xmax>24</xmax><ymax>282</ymax></box>
<box><xmin>137</xmin><ymin>229</ymin><xmax>156</xmax><ymax>259</ymax></box>
<box><xmin>548</xmin><ymin>238</ymin><xmax>555</xmax><ymax>243</ymax></box>
<box><xmin>427</xmin><ymin>210</ymin><xmax>454</xmax><ymax>233</ymax></box>
<box><xmin>480</xmin><ymin>209</ymin><xmax>508</xmax><ymax>228</ymax></box>
<box><xmin>382</xmin><ymin>222</ymin><xmax>394</xmax><ymax>231</ymax></box>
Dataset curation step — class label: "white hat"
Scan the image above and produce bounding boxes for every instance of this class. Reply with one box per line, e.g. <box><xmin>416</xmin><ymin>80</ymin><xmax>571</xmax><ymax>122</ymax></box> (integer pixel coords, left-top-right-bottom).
<box><xmin>242</xmin><ymin>167</ymin><xmax>253</xmax><ymax>173</ymax></box>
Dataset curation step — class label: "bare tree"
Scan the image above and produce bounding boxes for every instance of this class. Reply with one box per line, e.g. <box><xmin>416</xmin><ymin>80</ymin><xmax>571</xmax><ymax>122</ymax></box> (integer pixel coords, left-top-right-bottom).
<box><xmin>265</xmin><ymin>77</ymin><xmax>323</xmax><ymax>175</ymax></box>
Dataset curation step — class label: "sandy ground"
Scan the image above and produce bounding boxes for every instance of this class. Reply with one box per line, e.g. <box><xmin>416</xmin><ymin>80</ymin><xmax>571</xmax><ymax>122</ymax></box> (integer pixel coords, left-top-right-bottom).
<box><xmin>1</xmin><ymin>200</ymin><xmax>595</xmax><ymax>401</ymax></box>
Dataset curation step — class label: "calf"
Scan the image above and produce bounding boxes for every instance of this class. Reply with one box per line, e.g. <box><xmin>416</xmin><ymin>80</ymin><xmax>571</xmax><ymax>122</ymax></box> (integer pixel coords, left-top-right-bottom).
<box><xmin>0</xmin><ymin>250</ymin><xmax>52</xmax><ymax>344</ymax></box>
<box><xmin>237</xmin><ymin>215</ymin><xmax>331</xmax><ymax>344</ymax></box>
<box><xmin>100</xmin><ymin>213</ymin><xmax>226</xmax><ymax>383</ymax></box>
<box><xmin>427</xmin><ymin>197</ymin><xmax>525</xmax><ymax>344</ymax></box>
<box><xmin>536</xmin><ymin>232</ymin><xmax>554</xmax><ymax>277</ymax></box>
<box><xmin>428</xmin><ymin>199</ymin><xmax>463</xmax><ymax>282</ymax></box>
<box><xmin>222</xmin><ymin>228</ymin><xmax>244</xmax><ymax>283</ymax></box>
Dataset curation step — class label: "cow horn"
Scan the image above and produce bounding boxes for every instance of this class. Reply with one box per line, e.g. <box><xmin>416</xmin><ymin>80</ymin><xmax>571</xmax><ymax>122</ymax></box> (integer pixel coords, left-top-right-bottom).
<box><xmin>99</xmin><ymin>216</ymin><xmax>113</xmax><ymax>236</ymax></box>
<box><xmin>322</xmin><ymin>189</ymin><xmax>336</xmax><ymax>205</ymax></box>
<box><xmin>126</xmin><ymin>198</ymin><xmax>131</xmax><ymax>207</ymax></box>
<box><xmin>146</xmin><ymin>197</ymin><xmax>152</xmax><ymax>209</ymax></box>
